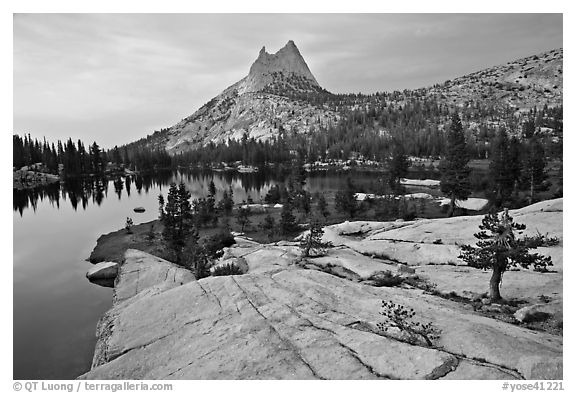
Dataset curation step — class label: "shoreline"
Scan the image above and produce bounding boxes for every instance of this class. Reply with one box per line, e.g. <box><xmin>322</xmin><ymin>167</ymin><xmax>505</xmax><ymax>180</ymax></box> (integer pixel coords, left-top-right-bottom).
<box><xmin>81</xmin><ymin>198</ymin><xmax>563</xmax><ymax>379</ymax></box>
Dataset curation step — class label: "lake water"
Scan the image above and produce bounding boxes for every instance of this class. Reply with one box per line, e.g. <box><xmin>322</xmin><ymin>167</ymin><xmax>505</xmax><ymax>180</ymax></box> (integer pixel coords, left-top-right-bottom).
<box><xmin>13</xmin><ymin>169</ymin><xmax>394</xmax><ymax>379</ymax></box>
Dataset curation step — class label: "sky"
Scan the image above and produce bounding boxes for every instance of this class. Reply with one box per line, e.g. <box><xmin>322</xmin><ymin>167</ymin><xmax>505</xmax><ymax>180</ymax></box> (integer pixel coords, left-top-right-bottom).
<box><xmin>13</xmin><ymin>13</ymin><xmax>563</xmax><ymax>149</ymax></box>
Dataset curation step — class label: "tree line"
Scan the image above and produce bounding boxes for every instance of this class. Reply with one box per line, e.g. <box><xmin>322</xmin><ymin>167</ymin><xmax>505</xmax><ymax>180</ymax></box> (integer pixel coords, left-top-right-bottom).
<box><xmin>13</xmin><ymin>133</ymin><xmax>171</xmax><ymax>177</ymax></box>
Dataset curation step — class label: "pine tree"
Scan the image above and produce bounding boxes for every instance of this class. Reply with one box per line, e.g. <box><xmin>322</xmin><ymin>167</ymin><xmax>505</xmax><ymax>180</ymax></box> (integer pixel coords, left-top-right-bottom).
<box><xmin>205</xmin><ymin>180</ymin><xmax>218</xmax><ymax>226</ymax></box>
<box><xmin>208</xmin><ymin>179</ymin><xmax>217</xmax><ymax>197</ymax></box>
<box><xmin>439</xmin><ymin>113</ymin><xmax>471</xmax><ymax>216</ymax></box>
<box><xmin>316</xmin><ymin>192</ymin><xmax>330</xmax><ymax>218</ymax></box>
<box><xmin>522</xmin><ymin>138</ymin><xmax>547</xmax><ymax>205</ymax></box>
<box><xmin>182</xmin><ymin>226</ymin><xmax>210</xmax><ymax>279</ymax></box>
<box><xmin>280</xmin><ymin>197</ymin><xmax>298</xmax><ymax>235</ymax></box>
<box><xmin>160</xmin><ymin>182</ymin><xmax>194</xmax><ymax>263</ymax></box>
<box><xmin>488</xmin><ymin>129</ymin><xmax>514</xmax><ymax>208</ymax></box>
<box><xmin>300</xmin><ymin>219</ymin><xmax>331</xmax><ymax>257</ymax></box>
<box><xmin>508</xmin><ymin>136</ymin><xmax>522</xmax><ymax>195</ymax></box>
<box><xmin>387</xmin><ymin>139</ymin><xmax>410</xmax><ymax>195</ymax></box>
<box><xmin>158</xmin><ymin>194</ymin><xmax>165</xmax><ymax>220</ymax></box>
<box><xmin>335</xmin><ymin>178</ymin><xmax>358</xmax><ymax>218</ymax></box>
<box><xmin>90</xmin><ymin>142</ymin><xmax>103</xmax><ymax>173</ymax></box>
<box><xmin>236</xmin><ymin>205</ymin><xmax>251</xmax><ymax>233</ymax></box>
<box><xmin>260</xmin><ymin>214</ymin><xmax>276</xmax><ymax>240</ymax></box>
<box><xmin>459</xmin><ymin>209</ymin><xmax>552</xmax><ymax>301</ymax></box>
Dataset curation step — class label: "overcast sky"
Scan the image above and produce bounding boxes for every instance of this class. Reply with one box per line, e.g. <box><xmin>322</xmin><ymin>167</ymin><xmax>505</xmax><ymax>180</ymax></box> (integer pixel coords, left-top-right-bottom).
<box><xmin>13</xmin><ymin>13</ymin><xmax>562</xmax><ymax>148</ymax></box>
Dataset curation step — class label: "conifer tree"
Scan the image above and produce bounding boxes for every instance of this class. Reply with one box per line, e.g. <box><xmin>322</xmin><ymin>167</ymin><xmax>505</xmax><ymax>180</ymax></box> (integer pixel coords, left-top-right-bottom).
<box><xmin>489</xmin><ymin>129</ymin><xmax>514</xmax><ymax>208</ymax></box>
<box><xmin>160</xmin><ymin>182</ymin><xmax>194</xmax><ymax>263</ymax></box>
<box><xmin>335</xmin><ymin>178</ymin><xmax>358</xmax><ymax>218</ymax></box>
<box><xmin>387</xmin><ymin>140</ymin><xmax>410</xmax><ymax>195</ymax></box>
<box><xmin>236</xmin><ymin>205</ymin><xmax>251</xmax><ymax>233</ymax></box>
<box><xmin>316</xmin><ymin>192</ymin><xmax>330</xmax><ymax>218</ymax></box>
<box><xmin>300</xmin><ymin>218</ymin><xmax>331</xmax><ymax>257</ymax></box>
<box><xmin>439</xmin><ymin>113</ymin><xmax>471</xmax><ymax>217</ymax></box>
<box><xmin>459</xmin><ymin>209</ymin><xmax>552</xmax><ymax>301</ymax></box>
<box><xmin>260</xmin><ymin>214</ymin><xmax>276</xmax><ymax>240</ymax></box>
<box><xmin>280</xmin><ymin>197</ymin><xmax>298</xmax><ymax>235</ymax></box>
<box><xmin>522</xmin><ymin>138</ymin><xmax>547</xmax><ymax>205</ymax></box>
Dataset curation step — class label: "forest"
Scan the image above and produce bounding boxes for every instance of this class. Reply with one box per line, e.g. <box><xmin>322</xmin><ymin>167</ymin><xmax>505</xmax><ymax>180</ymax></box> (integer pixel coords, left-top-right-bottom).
<box><xmin>13</xmin><ymin>89</ymin><xmax>562</xmax><ymax>183</ymax></box>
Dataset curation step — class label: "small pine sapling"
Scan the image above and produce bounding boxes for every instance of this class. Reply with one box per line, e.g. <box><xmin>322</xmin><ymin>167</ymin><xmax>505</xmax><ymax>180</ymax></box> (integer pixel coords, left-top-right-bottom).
<box><xmin>125</xmin><ymin>217</ymin><xmax>134</xmax><ymax>234</ymax></box>
<box><xmin>377</xmin><ymin>300</ymin><xmax>440</xmax><ymax>347</ymax></box>
<box><xmin>299</xmin><ymin>219</ymin><xmax>332</xmax><ymax>257</ymax></box>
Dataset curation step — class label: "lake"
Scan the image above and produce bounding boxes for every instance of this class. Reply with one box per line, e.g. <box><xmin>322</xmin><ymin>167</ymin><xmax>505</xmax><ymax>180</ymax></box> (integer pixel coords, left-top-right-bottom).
<box><xmin>13</xmin><ymin>169</ymin><xmax>396</xmax><ymax>379</ymax></box>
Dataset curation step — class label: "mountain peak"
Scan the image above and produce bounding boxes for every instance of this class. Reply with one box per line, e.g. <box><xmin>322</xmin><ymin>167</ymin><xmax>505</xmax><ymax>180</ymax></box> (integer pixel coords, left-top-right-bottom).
<box><xmin>241</xmin><ymin>40</ymin><xmax>319</xmax><ymax>94</ymax></box>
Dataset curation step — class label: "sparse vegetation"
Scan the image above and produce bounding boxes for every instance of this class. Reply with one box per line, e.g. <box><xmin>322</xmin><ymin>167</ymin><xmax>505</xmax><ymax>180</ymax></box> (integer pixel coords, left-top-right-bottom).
<box><xmin>335</xmin><ymin>178</ymin><xmax>359</xmax><ymax>218</ymax></box>
<box><xmin>366</xmin><ymin>271</ymin><xmax>404</xmax><ymax>287</ymax></box>
<box><xmin>212</xmin><ymin>263</ymin><xmax>243</xmax><ymax>276</ymax></box>
<box><xmin>236</xmin><ymin>205</ymin><xmax>251</xmax><ymax>233</ymax></box>
<box><xmin>125</xmin><ymin>217</ymin><xmax>134</xmax><ymax>234</ymax></box>
<box><xmin>521</xmin><ymin>232</ymin><xmax>560</xmax><ymax>248</ymax></box>
<box><xmin>377</xmin><ymin>300</ymin><xmax>440</xmax><ymax>347</ymax></box>
<box><xmin>203</xmin><ymin>230</ymin><xmax>236</xmax><ymax>259</ymax></box>
<box><xmin>299</xmin><ymin>219</ymin><xmax>332</xmax><ymax>257</ymax></box>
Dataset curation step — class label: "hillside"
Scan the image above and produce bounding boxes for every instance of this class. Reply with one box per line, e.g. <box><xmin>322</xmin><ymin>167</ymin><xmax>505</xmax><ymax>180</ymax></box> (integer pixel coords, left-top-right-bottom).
<box><xmin>131</xmin><ymin>42</ymin><xmax>562</xmax><ymax>156</ymax></box>
<box><xmin>427</xmin><ymin>48</ymin><xmax>563</xmax><ymax>110</ymax></box>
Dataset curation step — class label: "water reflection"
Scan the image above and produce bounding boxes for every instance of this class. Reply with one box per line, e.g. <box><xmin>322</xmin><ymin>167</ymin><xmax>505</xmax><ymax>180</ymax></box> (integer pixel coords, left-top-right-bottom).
<box><xmin>13</xmin><ymin>169</ymin><xmax>284</xmax><ymax>216</ymax></box>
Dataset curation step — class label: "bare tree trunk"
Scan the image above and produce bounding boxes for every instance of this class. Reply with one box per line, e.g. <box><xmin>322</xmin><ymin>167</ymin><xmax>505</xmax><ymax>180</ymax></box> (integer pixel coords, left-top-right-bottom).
<box><xmin>529</xmin><ymin>172</ymin><xmax>535</xmax><ymax>205</ymax></box>
<box><xmin>449</xmin><ymin>195</ymin><xmax>456</xmax><ymax>217</ymax></box>
<box><xmin>489</xmin><ymin>254</ymin><xmax>507</xmax><ymax>301</ymax></box>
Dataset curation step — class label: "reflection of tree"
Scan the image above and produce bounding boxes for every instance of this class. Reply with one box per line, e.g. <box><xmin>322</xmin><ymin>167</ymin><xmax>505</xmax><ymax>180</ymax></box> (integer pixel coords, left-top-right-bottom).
<box><xmin>113</xmin><ymin>178</ymin><xmax>123</xmax><ymax>200</ymax></box>
<box><xmin>93</xmin><ymin>178</ymin><xmax>105</xmax><ymax>206</ymax></box>
<box><xmin>134</xmin><ymin>175</ymin><xmax>143</xmax><ymax>194</ymax></box>
<box><xmin>125</xmin><ymin>176</ymin><xmax>132</xmax><ymax>197</ymax></box>
<box><xmin>13</xmin><ymin>169</ymin><xmax>283</xmax><ymax>216</ymax></box>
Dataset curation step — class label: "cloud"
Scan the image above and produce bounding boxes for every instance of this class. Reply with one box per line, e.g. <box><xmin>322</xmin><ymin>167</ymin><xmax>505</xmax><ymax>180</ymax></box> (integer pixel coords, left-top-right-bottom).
<box><xmin>13</xmin><ymin>13</ymin><xmax>562</xmax><ymax>148</ymax></box>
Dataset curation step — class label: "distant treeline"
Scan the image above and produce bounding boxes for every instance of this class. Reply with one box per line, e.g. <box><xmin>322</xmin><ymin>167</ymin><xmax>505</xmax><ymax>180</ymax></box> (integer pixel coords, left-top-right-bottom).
<box><xmin>14</xmin><ymin>97</ymin><xmax>562</xmax><ymax>174</ymax></box>
<box><xmin>170</xmin><ymin>107</ymin><xmax>562</xmax><ymax>167</ymax></box>
<box><xmin>125</xmin><ymin>89</ymin><xmax>563</xmax><ymax>166</ymax></box>
<box><xmin>13</xmin><ymin>134</ymin><xmax>171</xmax><ymax>176</ymax></box>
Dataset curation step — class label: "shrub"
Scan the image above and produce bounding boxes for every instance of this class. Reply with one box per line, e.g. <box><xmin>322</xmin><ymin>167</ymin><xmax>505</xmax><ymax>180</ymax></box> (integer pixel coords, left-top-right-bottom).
<box><xmin>368</xmin><ymin>271</ymin><xmax>404</xmax><ymax>287</ymax></box>
<box><xmin>181</xmin><ymin>243</ymin><xmax>210</xmax><ymax>279</ymax></box>
<box><xmin>204</xmin><ymin>230</ymin><xmax>236</xmax><ymax>259</ymax></box>
<box><xmin>377</xmin><ymin>300</ymin><xmax>440</xmax><ymax>346</ymax></box>
<box><xmin>260</xmin><ymin>214</ymin><xmax>276</xmax><ymax>239</ymax></box>
<box><xmin>300</xmin><ymin>219</ymin><xmax>332</xmax><ymax>257</ymax></box>
<box><xmin>125</xmin><ymin>217</ymin><xmax>134</xmax><ymax>234</ymax></box>
<box><xmin>521</xmin><ymin>232</ymin><xmax>560</xmax><ymax>248</ymax></box>
<box><xmin>212</xmin><ymin>263</ymin><xmax>243</xmax><ymax>276</ymax></box>
<box><xmin>146</xmin><ymin>223</ymin><xmax>156</xmax><ymax>244</ymax></box>
<box><xmin>236</xmin><ymin>204</ymin><xmax>251</xmax><ymax>232</ymax></box>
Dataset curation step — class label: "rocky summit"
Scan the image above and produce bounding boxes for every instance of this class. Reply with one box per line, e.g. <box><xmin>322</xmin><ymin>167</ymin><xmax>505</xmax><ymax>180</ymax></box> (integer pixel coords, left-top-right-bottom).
<box><xmin>156</xmin><ymin>41</ymin><xmax>337</xmax><ymax>154</ymax></box>
<box><xmin>135</xmin><ymin>43</ymin><xmax>562</xmax><ymax>155</ymax></box>
<box><xmin>80</xmin><ymin>199</ymin><xmax>562</xmax><ymax>380</ymax></box>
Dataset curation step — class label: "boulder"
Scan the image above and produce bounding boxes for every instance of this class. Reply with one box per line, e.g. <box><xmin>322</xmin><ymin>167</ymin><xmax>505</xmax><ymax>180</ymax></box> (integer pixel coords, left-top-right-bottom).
<box><xmin>86</xmin><ymin>262</ymin><xmax>119</xmax><ymax>281</ymax></box>
<box><xmin>514</xmin><ymin>301</ymin><xmax>563</xmax><ymax>323</ymax></box>
<box><xmin>438</xmin><ymin>197</ymin><xmax>489</xmax><ymax>211</ymax></box>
